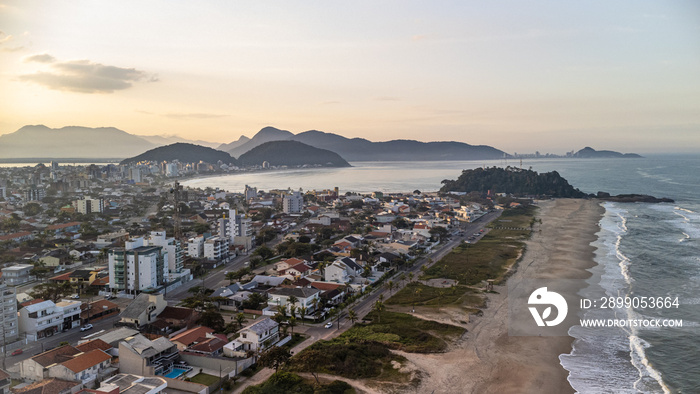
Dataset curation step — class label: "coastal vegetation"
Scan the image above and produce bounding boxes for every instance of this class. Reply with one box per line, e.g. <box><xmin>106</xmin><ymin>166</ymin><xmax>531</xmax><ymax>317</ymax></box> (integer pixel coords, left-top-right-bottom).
<box><xmin>440</xmin><ymin>166</ymin><xmax>587</xmax><ymax>198</ymax></box>
<box><xmin>423</xmin><ymin>205</ymin><xmax>536</xmax><ymax>286</ymax></box>
<box><xmin>241</xmin><ymin>371</ymin><xmax>354</xmax><ymax>394</ymax></box>
<box><xmin>288</xmin><ymin>311</ymin><xmax>464</xmax><ymax>381</ymax></box>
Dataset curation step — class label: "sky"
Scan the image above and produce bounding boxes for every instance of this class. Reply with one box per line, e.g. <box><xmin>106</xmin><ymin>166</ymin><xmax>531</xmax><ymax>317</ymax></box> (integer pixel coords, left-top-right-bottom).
<box><xmin>0</xmin><ymin>1</ymin><xmax>699</xmax><ymax>154</ymax></box>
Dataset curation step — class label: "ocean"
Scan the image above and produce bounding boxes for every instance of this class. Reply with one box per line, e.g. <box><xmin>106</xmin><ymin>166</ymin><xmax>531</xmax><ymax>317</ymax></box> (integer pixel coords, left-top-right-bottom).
<box><xmin>184</xmin><ymin>155</ymin><xmax>700</xmax><ymax>393</ymax></box>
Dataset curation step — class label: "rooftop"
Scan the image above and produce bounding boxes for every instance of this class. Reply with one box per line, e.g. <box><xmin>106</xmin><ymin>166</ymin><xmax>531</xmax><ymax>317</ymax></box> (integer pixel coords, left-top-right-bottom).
<box><xmin>241</xmin><ymin>317</ymin><xmax>278</xmax><ymax>336</ymax></box>
<box><xmin>268</xmin><ymin>287</ymin><xmax>321</xmax><ymax>299</ymax></box>
<box><xmin>60</xmin><ymin>349</ymin><xmax>111</xmax><ymax>373</ymax></box>
<box><xmin>12</xmin><ymin>378</ymin><xmax>79</xmax><ymax>394</ymax></box>
<box><xmin>31</xmin><ymin>345</ymin><xmax>80</xmax><ymax>368</ymax></box>
<box><xmin>170</xmin><ymin>326</ymin><xmax>214</xmax><ymax>347</ymax></box>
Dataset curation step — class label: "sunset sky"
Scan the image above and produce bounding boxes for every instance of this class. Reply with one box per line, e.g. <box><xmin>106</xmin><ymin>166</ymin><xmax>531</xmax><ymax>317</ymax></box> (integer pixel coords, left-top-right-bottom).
<box><xmin>1</xmin><ymin>1</ymin><xmax>699</xmax><ymax>154</ymax></box>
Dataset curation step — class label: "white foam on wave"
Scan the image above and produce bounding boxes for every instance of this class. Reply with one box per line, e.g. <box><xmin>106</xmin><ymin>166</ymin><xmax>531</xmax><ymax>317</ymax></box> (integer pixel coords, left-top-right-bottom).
<box><xmin>629</xmin><ymin>335</ymin><xmax>672</xmax><ymax>394</ymax></box>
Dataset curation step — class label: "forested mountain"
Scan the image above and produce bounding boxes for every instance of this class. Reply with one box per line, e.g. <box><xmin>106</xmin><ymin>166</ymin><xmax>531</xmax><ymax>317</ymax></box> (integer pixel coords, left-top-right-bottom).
<box><xmin>237</xmin><ymin>140</ymin><xmax>350</xmax><ymax>167</ymax></box>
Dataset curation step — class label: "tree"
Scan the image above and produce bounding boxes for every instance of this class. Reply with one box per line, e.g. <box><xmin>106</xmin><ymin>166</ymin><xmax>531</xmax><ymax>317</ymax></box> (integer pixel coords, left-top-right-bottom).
<box><xmin>23</xmin><ymin>202</ymin><xmax>42</xmax><ymax>217</ymax></box>
<box><xmin>241</xmin><ymin>292</ymin><xmax>268</xmax><ymax>310</ymax></box>
<box><xmin>30</xmin><ymin>262</ymin><xmax>52</xmax><ymax>283</ymax></box>
<box><xmin>294</xmin><ymin>349</ymin><xmax>325</xmax><ymax>385</ymax></box>
<box><xmin>412</xmin><ymin>286</ymin><xmax>422</xmax><ymax>313</ymax></box>
<box><xmin>226</xmin><ymin>271</ymin><xmax>238</xmax><ymax>284</ymax></box>
<box><xmin>298</xmin><ymin>306</ymin><xmax>307</xmax><ymax>324</ymax></box>
<box><xmin>235</xmin><ymin>313</ymin><xmax>246</xmax><ymax>329</ymax></box>
<box><xmin>288</xmin><ymin>317</ymin><xmax>297</xmax><ymax>335</ymax></box>
<box><xmin>252</xmin><ymin>245</ymin><xmax>274</xmax><ymax>261</ymax></box>
<box><xmin>287</xmin><ymin>295</ymin><xmax>298</xmax><ymax>314</ymax></box>
<box><xmin>372</xmin><ymin>300</ymin><xmax>385</xmax><ymax>323</ymax></box>
<box><xmin>258</xmin><ymin>346</ymin><xmax>292</xmax><ymax>375</ymax></box>
<box><xmin>429</xmin><ymin>226</ymin><xmax>449</xmax><ymax>242</ymax></box>
<box><xmin>30</xmin><ymin>282</ymin><xmax>72</xmax><ymax>303</ymax></box>
<box><xmin>197</xmin><ymin>309</ymin><xmax>225</xmax><ymax>332</ymax></box>
<box><xmin>386</xmin><ymin>280</ymin><xmax>395</xmax><ymax>295</ymax></box>
<box><xmin>348</xmin><ymin>309</ymin><xmax>358</xmax><ymax>325</ymax></box>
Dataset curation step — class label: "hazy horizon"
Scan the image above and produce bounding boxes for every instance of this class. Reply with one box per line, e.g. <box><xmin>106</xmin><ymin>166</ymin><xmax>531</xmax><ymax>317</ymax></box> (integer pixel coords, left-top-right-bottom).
<box><xmin>1</xmin><ymin>1</ymin><xmax>699</xmax><ymax>154</ymax></box>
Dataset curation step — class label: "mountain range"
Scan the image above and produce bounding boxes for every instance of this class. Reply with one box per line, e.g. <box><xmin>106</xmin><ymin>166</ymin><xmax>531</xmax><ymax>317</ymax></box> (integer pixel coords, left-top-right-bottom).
<box><xmin>220</xmin><ymin>126</ymin><xmax>510</xmax><ymax>161</ymax></box>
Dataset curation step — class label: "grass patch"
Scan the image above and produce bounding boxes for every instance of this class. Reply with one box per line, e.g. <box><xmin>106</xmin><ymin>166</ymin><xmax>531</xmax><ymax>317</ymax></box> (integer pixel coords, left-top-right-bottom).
<box><xmin>423</xmin><ymin>206</ymin><xmax>536</xmax><ymax>285</ymax></box>
<box><xmin>242</xmin><ymin>372</ymin><xmax>355</xmax><ymax>394</ymax></box>
<box><xmin>189</xmin><ymin>373</ymin><xmax>220</xmax><ymax>386</ymax></box>
<box><xmin>386</xmin><ymin>282</ymin><xmax>474</xmax><ymax>307</ymax></box>
<box><xmin>289</xmin><ymin>311</ymin><xmax>463</xmax><ymax>381</ymax></box>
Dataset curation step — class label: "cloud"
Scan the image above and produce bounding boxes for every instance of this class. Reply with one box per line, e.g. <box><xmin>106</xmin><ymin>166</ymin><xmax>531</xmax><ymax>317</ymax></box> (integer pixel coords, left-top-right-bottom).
<box><xmin>164</xmin><ymin>113</ymin><xmax>228</xmax><ymax>119</ymax></box>
<box><xmin>18</xmin><ymin>57</ymin><xmax>157</xmax><ymax>93</ymax></box>
<box><xmin>136</xmin><ymin>110</ymin><xmax>227</xmax><ymax>119</ymax></box>
<box><xmin>24</xmin><ymin>53</ymin><xmax>56</xmax><ymax>63</ymax></box>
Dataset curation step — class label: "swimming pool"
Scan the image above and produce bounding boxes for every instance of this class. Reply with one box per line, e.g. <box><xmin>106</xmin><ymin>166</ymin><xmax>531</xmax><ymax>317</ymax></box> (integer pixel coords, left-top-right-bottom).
<box><xmin>163</xmin><ymin>367</ymin><xmax>189</xmax><ymax>379</ymax></box>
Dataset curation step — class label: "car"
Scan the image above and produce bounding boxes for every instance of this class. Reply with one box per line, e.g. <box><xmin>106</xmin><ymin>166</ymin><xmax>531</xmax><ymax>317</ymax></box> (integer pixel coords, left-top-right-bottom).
<box><xmin>80</xmin><ymin>324</ymin><xmax>93</xmax><ymax>332</ymax></box>
<box><xmin>70</xmin><ymin>294</ymin><xmax>80</xmax><ymax>299</ymax></box>
<box><xmin>324</xmin><ymin>322</ymin><xmax>333</xmax><ymax>329</ymax></box>
<box><xmin>10</xmin><ymin>349</ymin><xmax>22</xmax><ymax>356</ymax></box>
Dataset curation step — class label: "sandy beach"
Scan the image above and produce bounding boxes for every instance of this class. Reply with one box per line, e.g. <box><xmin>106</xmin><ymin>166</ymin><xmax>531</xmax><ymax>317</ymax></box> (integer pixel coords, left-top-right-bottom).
<box><xmin>396</xmin><ymin>199</ymin><xmax>604</xmax><ymax>394</ymax></box>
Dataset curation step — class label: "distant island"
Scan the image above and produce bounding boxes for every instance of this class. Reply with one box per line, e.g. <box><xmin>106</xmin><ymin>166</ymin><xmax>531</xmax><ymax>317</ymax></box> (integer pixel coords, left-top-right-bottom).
<box><xmin>573</xmin><ymin>147</ymin><xmax>643</xmax><ymax>159</ymax></box>
<box><xmin>441</xmin><ymin>167</ymin><xmax>673</xmax><ymax>202</ymax></box>
<box><xmin>237</xmin><ymin>140</ymin><xmax>351</xmax><ymax>167</ymax></box>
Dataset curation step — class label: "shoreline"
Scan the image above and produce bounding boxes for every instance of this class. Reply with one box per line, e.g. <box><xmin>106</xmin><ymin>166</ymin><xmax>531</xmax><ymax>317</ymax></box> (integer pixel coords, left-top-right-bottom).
<box><xmin>398</xmin><ymin>199</ymin><xmax>604</xmax><ymax>394</ymax></box>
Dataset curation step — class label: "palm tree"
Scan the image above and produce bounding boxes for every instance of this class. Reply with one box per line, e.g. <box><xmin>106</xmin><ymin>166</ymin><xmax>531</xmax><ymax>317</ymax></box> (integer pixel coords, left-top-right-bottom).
<box><xmin>412</xmin><ymin>287</ymin><xmax>422</xmax><ymax>313</ymax></box>
<box><xmin>373</xmin><ymin>300</ymin><xmax>386</xmax><ymax>323</ymax></box>
<box><xmin>387</xmin><ymin>280</ymin><xmax>395</xmax><ymax>295</ymax></box>
<box><xmin>348</xmin><ymin>309</ymin><xmax>358</xmax><ymax>325</ymax></box>
<box><xmin>408</xmin><ymin>272</ymin><xmax>414</xmax><ymax>283</ymax></box>
<box><xmin>298</xmin><ymin>306</ymin><xmax>307</xmax><ymax>325</ymax></box>
<box><xmin>289</xmin><ymin>305</ymin><xmax>297</xmax><ymax>319</ymax></box>
<box><xmin>288</xmin><ymin>317</ymin><xmax>297</xmax><ymax>336</ymax></box>
<box><xmin>437</xmin><ymin>289</ymin><xmax>445</xmax><ymax>308</ymax></box>
<box><xmin>235</xmin><ymin>313</ymin><xmax>246</xmax><ymax>329</ymax></box>
<box><xmin>288</xmin><ymin>295</ymin><xmax>298</xmax><ymax>315</ymax></box>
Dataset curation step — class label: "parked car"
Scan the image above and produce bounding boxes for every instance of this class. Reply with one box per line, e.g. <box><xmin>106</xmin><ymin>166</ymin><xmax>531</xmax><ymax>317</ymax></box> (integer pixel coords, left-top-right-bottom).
<box><xmin>324</xmin><ymin>322</ymin><xmax>333</xmax><ymax>329</ymax></box>
<box><xmin>80</xmin><ymin>324</ymin><xmax>93</xmax><ymax>332</ymax></box>
<box><xmin>70</xmin><ymin>294</ymin><xmax>80</xmax><ymax>299</ymax></box>
<box><xmin>10</xmin><ymin>349</ymin><xmax>22</xmax><ymax>356</ymax></box>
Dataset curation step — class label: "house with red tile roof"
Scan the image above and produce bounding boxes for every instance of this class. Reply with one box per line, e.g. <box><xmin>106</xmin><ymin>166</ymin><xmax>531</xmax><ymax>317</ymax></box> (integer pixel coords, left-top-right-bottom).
<box><xmin>48</xmin><ymin>349</ymin><xmax>112</xmax><ymax>385</ymax></box>
<box><xmin>11</xmin><ymin>378</ymin><xmax>81</xmax><ymax>394</ymax></box>
<box><xmin>170</xmin><ymin>326</ymin><xmax>214</xmax><ymax>351</ymax></box>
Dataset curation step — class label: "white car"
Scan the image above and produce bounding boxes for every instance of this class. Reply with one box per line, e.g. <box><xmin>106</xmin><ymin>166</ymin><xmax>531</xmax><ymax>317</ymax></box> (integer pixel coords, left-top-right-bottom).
<box><xmin>324</xmin><ymin>322</ymin><xmax>333</xmax><ymax>329</ymax></box>
<box><xmin>70</xmin><ymin>294</ymin><xmax>80</xmax><ymax>299</ymax></box>
<box><xmin>80</xmin><ymin>324</ymin><xmax>93</xmax><ymax>332</ymax></box>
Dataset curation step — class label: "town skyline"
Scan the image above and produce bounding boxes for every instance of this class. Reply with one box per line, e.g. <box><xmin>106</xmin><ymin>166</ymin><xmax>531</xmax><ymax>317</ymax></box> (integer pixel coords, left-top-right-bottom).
<box><xmin>1</xmin><ymin>1</ymin><xmax>699</xmax><ymax>154</ymax></box>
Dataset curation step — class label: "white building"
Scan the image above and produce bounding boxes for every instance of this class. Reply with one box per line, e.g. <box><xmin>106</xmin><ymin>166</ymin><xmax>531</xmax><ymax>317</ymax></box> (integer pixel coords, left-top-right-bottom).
<box><xmin>0</xmin><ymin>282</ymin><xmax>19</xmax><ymax>343</ymax></box>
<box><xmin>283</xmin><ymin>191</ymin><xmax>304</xmax><ymax>214</ymax></box>
<box><xmin>267</xmin><ymin>288</ymin><xmax>322</xmax><ymax>315</ymax></box>
<box><xmin>73</xmin><ymin>198</ymin><xmax>104</xmax><ymax>214</ymax></box>
<box><xmin>1</xmin><ymin>264</ymin><xmax>34</xmax><ymax>285</ymax></box>
<box><xmin>244</xmin><ymin>185</ymin><xmax>257</xmax><ymax>201</ymax></box>
<box><xmin>224</xmin><ymin>317</ymin><xmax>279</xmax><ymax>357</ymax></box>
<box><xmin>54</xmin><ymin>300</ymin><xmax>82</xmax><ymax>331</ymax></box>
<box><xmin>108</xmin><ymin>237</ymin><xmax>167</xmax><ymax>295</ymax></box>
<box><xmin>187</xmin><ymin>236</ymin><xmax>205</xmax><ymax>258</ymax></box>
<box><xmin>18</xmin><ymin>300</ymin><xmax>63</xmax><ymax>342</ymax></box>
<box><xmin>203</xmin><ymin>236</ymin><xmax>229</xmax><ymax>261</ymax></box>
<box><xmin>147</xmin><ymin>231</ymin><xmax>186</xmax><ymax>280</ymax></box>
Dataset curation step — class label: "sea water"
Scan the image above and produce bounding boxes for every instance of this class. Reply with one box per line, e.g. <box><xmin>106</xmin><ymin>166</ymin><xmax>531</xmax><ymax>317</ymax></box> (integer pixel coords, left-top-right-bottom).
<box><xmin>185</xmin><ymin>155</ymin><xmax>700</xmax><ymax>392</ymax></box>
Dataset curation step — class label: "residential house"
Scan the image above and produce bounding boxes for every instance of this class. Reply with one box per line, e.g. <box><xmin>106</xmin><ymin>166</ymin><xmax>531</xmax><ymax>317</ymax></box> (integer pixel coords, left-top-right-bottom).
<box><xmin>95</xmin><ymin>374</ymin><xmax>167</xmax><ymax>394</ymax></box>
<box><xmin>1</xmin><ymin>264</ymin><xmax>33</xmax><ymax>285</ymax></box>
<box><xmin>11</xmin><ymin>379</ymin><xmax>82</xmax><ymax>394</ymax></box>
<box><xmin>118</xmin><ymin>335</ymin><xmax>179</xmax><ymax>377</ymax></box>
<box><xmin>20</xmin><ymin>345</ymin><xmax>81</xmax><ymax>381</ymax></box>
<box><xmin>0</xmin><ymin>369</ymin><xmax>9</xmax><ymax>394</ymax></box>
<box><xmin>78</xmin><ymin>327</ymin><xmax>139</xmax><ymax>351</ymax></box>
<box><xmin>39</xmin><ymin>249</ymin><xmax>72</xmax><ymax>268</ymax></box>
<box><xmin>154</xmin><ymin>306</ymin><xmax>199</xmax><ymax>330</ymax></box>
<box><xmin>18</xmin><ymin>300</ymin><xmax>64</xmax><ymax>342</ymax></box>
<box><xmin>267</xmin><ymin>288</ymin><xmax>322</xmax><ymax>314</ymax></box>
<box><xmin>324</xmin><ymin>258</ymin><xmax>362</xmax><ymax>284</ymax></box>
<box><xmin>81</xmin><ymin>300</ymin><xmax>119</xmax><ymax>324</ymax></box>
<box><xmin>118</xmin><ymin>293</ymin><xmax>166</xmax><ymax>328</ymax></box>
<box><xmin>170</xmin><ymin>326</ymin><xmax>214</xmax><ymax>351</ymax></box>
<box><xmin>48</xmin><ymin>349</ymin><xmax>113</xmax><ymax>386</ymax></box>
<box><xmin>54</xmin><ymin>300</ymin><xmax>82</xmax><ymax>331</ymax></box>
<box><xmin>223</xmin><ymin>318</ymin><xmax>279</xmax><ymax>357</ymax></box>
